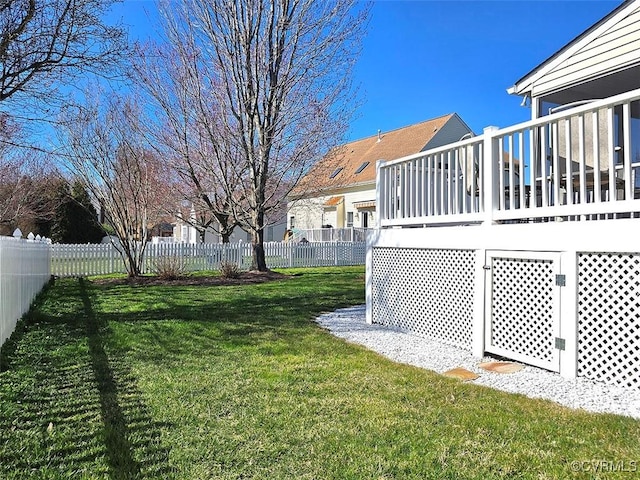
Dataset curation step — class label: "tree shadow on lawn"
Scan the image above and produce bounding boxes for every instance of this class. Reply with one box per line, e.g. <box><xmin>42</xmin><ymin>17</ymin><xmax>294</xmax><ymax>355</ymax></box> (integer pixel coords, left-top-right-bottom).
<box><xmin>87</xmin><ymin>275</ymin><xmax>365</xmax><ymax>363</ymax></box>
<box><xmin>0</xmin><ymin>278</ymin><xmax>176</xmax><ymax>480</ymax></box>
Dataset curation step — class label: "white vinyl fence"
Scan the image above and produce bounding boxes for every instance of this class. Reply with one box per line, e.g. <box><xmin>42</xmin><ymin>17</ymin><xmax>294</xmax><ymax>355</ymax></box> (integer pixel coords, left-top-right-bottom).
<box><xmin>0</xmin><ymin>234</ymin><xmax>52</xmax><ymax>347</ymax></box>
<box><xmin>51</xmin><ymin>241</ymin><xmax>366</xmax><ymax>277</ymax></box>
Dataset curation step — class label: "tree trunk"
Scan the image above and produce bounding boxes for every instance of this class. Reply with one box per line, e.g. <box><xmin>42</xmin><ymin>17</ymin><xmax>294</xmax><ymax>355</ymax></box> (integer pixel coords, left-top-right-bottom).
<box><xmin>251</xmin><ymin>237</ymin><xmax>268</xmax><ymax>271</ymax></box>
<box><xmin>250</xmin><ymin>209</ymin><xmax>268</xmax><ymax>271</ymax></box>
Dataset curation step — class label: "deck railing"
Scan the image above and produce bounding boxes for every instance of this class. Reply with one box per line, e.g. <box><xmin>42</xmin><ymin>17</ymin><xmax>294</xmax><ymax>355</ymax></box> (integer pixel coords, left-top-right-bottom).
<box><xmin>377</xmin><ymin>87</ymin><xmax>640</xmax><ymax>227</ymax></box>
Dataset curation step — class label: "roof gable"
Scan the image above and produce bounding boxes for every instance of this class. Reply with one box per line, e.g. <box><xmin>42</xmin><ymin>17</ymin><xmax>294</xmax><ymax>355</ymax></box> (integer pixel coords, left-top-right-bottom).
<box><xmin>509</xmin><ymin>0</ymin><xmax>640</xmax><ymax>98</ymax></box>
<box><xmin>292</xmin><ymin>113</ymin><xmax>469</xmax><ymax>196</ymax></box>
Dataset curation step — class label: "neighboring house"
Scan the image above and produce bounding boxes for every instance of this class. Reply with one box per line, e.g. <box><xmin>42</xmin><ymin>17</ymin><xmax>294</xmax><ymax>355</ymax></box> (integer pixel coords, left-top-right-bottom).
<box><xmin>287</xmin><ymin>114</ymin><xmax>473</xmax><ymax>234</ymax></box>
<box><xmin>170</xmin><ymin>202</ymin><xmax>287</xmax><ymax>244</ymax></box>
<box><xmin>368</xmin><ymin>0</ymin><xmax>640</xmax><ymax>390</ymax></box>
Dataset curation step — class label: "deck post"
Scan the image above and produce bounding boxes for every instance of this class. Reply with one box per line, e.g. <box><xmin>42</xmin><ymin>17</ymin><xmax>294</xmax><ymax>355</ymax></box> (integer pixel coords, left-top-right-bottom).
<box><xmin>366</xmin><ymin>161</ymin><xmax>381</xmax><ymax>325</ymax></box>
<box><xmin>482</xmin><ymin>126</ymin><xmax>500</xmax><ymax>225</ymax></box>
<box><xmin>365</xmin><ymin>241</ymin><xmax>373</xmax><ymax>325</ymax></box>
<box><xmin>375</xmin><ymin>160</ymin><xmax>383</xmax><ymax>228</ymax></box>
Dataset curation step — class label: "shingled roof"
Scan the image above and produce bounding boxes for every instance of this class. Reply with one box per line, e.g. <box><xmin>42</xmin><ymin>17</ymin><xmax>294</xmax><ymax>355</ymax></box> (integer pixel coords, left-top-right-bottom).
<box><xmin>292</xmin><ymin>114</ymin><xmax>458</xmax><ymax>196</ymax></box>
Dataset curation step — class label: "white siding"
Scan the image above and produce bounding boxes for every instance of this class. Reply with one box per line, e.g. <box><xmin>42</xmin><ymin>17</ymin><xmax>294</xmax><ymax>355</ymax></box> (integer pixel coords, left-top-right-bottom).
<box><xmin>287</xmin><ymin>184</ymin><xmax>376</xmax><ymax>230</ymax></box>
<box><xmin>287</xmin><ymin>197</ymin><xmax>326</xmax><ymax>230</ymax></box>
<box><xmin>532</xmin><ymin>5</ymin><xmax>640</xmax><ymax>97</ymax></box>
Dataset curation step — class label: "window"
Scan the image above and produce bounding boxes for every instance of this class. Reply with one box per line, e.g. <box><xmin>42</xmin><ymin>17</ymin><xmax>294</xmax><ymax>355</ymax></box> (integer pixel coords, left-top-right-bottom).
<box><xmin>355</xmin><ymin>161</ymin><xmax>369</xmax><ymax>174</ymax></box>
<box><xmin>329</xmin><ymin>167</ymin><xmax>343</xmax><ymax>178</ymax></box>
<box><xmin>347</xmin><ymin>211</ymin><xmax>354</xmax><ymax>227</ymax></box>
<box><xmin>289</xmin><ymin>216</ymin><xmax>295</xmax><ymax>229</ymax></box>
<box><xmin>266</xmin><ymin>226</ymin><xmax>274</xmax><ymax>242</ymax></box>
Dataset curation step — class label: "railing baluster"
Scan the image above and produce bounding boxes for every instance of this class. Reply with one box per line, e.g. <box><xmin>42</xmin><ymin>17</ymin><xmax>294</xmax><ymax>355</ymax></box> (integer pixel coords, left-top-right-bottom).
<box><xmin>529</xmin><ymin>127</ymin><xmax>537</xmax><ymax>210</ymax></box>
<box><xmin>436</xmin><ymin>153</ymin><xmax>444</xmax><ymax>215</ymax></box>
<box><xmin>578</xmin><ymin>114</ymin><xmax>587</xmax><ymax>207</ymax></box>
<box><xmin>518</xmin><ymin>131</ymin><xmax>525</xmax><ymax>211</ymax></box>
<box><xmin>461</xmin><ymin>146</ymin><xmax>468</xmax><ymax>214</ymax></box>
<box><xmin>623</xmin><ymin>102</ymin><xmax>632</xmax><ymax>201</ymax></box>
<box><xmin>420</xmin><ymin>155</ymin><xmax>425</xmax><ymax>217</ymax></box>
<box><xmin>498</xmin><ymin>136</ymin><xmax>505</xmax><ymax>211</ymax></box>
<box><xmin>552</xmin><ymin>121</ymin><xmax>560</xmax><ymax>207</ymax></box>
<box><xmin>540</xmin><ymin>125</ymin><xmax>549</xmax><ymax>208</ymax></box>
<box><xmin>607</xmin><ymin>106</ymin><xmax>616</xmax><ymax>204</ymax></box>
<box><xmin>565</xmin><ymin>119</ymin><xmax>573</xmax><ymax>206</ymax></box>
<box><xmin>447</xmin><ymin>150</ymin><xmax>454</xmax><ymax>215</ymax></box>
<box><xmin>592</xmin><ymin>110</ymin><xmax>601</xmax><ymax>204</ymax></box>
<box><xmin>427</xmin><ymin>154</ymin><xmax>433</xmax><ymax>216</ymax></box>
<box><xmin>508</xmin><ymin>133</ymin><xmax>515</xmax><ymax>210</ymax></box>
<box><xmin>477</xmin><ymin>143</ymin><xmax>483</xmax><ymax>214</ymax></box>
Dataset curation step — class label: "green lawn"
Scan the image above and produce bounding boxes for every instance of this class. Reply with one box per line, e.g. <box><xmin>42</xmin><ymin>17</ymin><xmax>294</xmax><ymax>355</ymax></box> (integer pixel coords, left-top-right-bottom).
<box><xmin>1</xmin><ymin>266</ymin><xmax>638</xmax><ymax>479</ymax></box>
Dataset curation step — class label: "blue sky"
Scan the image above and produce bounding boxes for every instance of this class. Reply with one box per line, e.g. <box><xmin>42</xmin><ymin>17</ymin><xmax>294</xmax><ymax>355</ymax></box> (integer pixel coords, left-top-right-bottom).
<box><xmin>111</xmin><ymin>0</ymin><xmax>622</xmax><ymax>142</ymax></box>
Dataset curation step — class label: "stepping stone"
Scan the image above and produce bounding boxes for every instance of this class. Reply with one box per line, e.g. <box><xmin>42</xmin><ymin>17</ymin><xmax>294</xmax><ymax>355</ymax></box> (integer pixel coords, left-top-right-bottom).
<box><xmin>478</xmin><ymin>361</ymin><xmax>523</xmax><ymax>374</ymax></box>
<box><xmin>442</xmin><ymin>367</ymin><xmax>479</xmax><ymax>381</ymax></box>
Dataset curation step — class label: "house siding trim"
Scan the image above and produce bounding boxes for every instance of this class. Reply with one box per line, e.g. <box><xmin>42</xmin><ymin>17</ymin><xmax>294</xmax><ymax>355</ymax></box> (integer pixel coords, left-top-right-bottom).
<box><xmin>509</xmin><ymin>0</ymin><xmax>640</xmax><ymax>98</ymax></box>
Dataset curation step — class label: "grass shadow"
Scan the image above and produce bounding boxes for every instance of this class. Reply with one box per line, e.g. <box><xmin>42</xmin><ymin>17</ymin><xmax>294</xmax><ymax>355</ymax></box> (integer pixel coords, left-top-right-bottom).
<box><xmin>0</xmin><ymin>278</ymin><xmax>176</xmax><ymax>479</ymax></box>
<box><xmin>80</xmin><ymin>278</ymin><xmax>145</xmax><ymax>479</ymax></box>
<box><xmin>86</xmin><ymin>271</ymin><xmax>366</xmax><ymax>364</ymax></box>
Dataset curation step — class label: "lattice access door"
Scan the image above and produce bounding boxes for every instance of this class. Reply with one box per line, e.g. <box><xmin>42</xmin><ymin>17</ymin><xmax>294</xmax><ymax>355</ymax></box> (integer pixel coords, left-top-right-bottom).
<box><xmin>485</xmin><ymin>251</ymin><xmax>562</xmax><ymax>372</ymax></box>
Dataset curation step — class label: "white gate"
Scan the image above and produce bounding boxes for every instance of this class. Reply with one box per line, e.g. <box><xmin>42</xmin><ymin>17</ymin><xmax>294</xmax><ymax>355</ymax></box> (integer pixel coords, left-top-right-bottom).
<box><xmin>484</xmin><ymin>251</ymin><xmax>562</xmax><ymax>372</ymax></box>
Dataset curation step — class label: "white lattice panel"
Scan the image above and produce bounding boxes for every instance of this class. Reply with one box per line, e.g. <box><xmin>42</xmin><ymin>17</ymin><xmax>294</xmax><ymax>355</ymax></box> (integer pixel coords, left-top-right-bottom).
<box><xmin>486</xmin><ymin>253</ymin><xmax>560</xmax><ymax>372</ymax></box>
<box><xmin>371</xmin><ymin>247</ymin><xmax>475</xmax><ymax>350</ymax></box>
<box><xmin>578</xmin><ymin>253</ymin><xmax>640</xmax><ymax>389</ymax></box>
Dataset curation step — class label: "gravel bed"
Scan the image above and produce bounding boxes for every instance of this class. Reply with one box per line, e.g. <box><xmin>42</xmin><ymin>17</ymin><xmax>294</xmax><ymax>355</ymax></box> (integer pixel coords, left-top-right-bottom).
<box><xmin>315</xmin><ymin>305</ymin><xmax>640</xmax><ymax>420</ymax></box>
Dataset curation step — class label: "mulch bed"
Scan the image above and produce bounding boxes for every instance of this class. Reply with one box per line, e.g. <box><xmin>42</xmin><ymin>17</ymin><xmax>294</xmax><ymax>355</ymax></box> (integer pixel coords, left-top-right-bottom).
<box><xmin>91</xmin><ymin>270</ymin><xmax>293</xmax><ymax>287</ymax></box>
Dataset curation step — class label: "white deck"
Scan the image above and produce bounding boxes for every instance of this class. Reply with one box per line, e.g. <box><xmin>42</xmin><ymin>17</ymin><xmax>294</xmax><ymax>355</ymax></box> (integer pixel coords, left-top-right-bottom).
<box><xmin>368</xmin><ymin>88</ymin><xmax>640</xmax><ymax>390</ymax></box>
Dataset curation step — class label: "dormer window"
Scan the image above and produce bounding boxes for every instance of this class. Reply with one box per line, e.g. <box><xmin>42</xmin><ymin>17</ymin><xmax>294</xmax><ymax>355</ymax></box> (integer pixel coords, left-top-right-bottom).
<box><xmin>355</xmin><ymin>161</ymin><xmax>370</xmax><ymax>174</ymax></box>
<box><xmin>329</xmin><ymin>167</ymin><xmax>343</xmax><ymax>179</ymax></box>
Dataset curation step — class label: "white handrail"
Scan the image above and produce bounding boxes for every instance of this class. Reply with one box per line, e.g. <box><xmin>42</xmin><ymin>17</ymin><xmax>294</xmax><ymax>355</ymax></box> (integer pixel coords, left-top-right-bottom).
<box><xmin>378</xmin><ymin>87</ymin><xmax>640</xmax><ymax>227</ymax></box>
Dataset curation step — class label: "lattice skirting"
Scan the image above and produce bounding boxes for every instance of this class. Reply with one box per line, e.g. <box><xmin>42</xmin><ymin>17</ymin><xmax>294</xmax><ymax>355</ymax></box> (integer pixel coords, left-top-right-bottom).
<box><xmin>488</xmin><ymin>255</ymin><xmax>558</xmax><ymax>369</ymax></box>
<box><xmin>371</xmin><ymin>247</ymin><xmax>475</xmax><ymax>350</ymax></box>
<box><xmin>578</xmin><ymin>252</ymin><xmax>640</xmax><ymax>389</ymax></box>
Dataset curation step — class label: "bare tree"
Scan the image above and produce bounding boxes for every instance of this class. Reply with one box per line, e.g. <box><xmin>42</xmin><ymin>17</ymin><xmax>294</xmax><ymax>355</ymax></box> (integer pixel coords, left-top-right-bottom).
<box><xmin>0</xmin><ymin>114</ymin><xmax>59</xmax><ymax>234</ymax></box>
<box><xmin>58</xmin><ymin>94</ymin><xmax>175</xmax><ymax>277</ymax></box>
<box><xmin>160</xmin><ymin>0</ymin><xmax>369</xmax><ymax>270</ymax></box>
<box><xmin>133</xmin><ymin>40</ymin><xmax>242</xmax><ymax>243</ymax></box>
<box><xmin>0</xmin><ymin>0</ymin><xmax>126</xmax><ymax>106</ymax></box>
